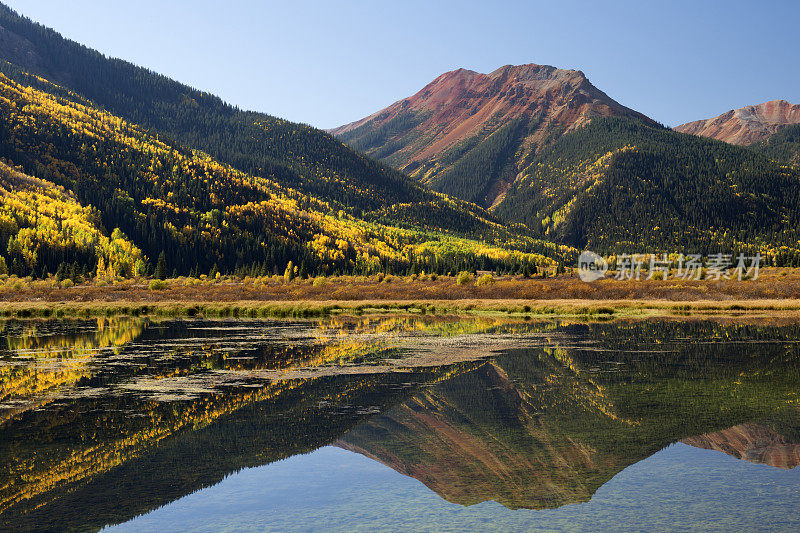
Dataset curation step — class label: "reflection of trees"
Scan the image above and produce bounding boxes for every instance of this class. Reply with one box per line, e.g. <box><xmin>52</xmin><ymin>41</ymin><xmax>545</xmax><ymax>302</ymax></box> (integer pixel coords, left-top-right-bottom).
<box><xmin>0</xmin><ymin>363</ymin><xmax>481</xmax><ymax>532</ymax></box>
<box><xmin>0</xmin><ymin>317</ymin><xmax>147</xmax><ymax>423</ymax></box>
<box><xmin>0</xmin><ymin>317</ymin><xmax>490</xmax><ymax>531</ymax></box>
<box><xmin>4</xmin><ymin>319</ymin><xmax>800</xmax><ymax>528</ymax></box>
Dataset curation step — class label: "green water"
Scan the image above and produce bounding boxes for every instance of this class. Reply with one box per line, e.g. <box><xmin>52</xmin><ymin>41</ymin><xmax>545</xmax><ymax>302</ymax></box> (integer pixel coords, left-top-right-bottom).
<box><xmin>0</xmin><ymin>317</ymin><xmax>799</xmax><ymax>531</ymax></box>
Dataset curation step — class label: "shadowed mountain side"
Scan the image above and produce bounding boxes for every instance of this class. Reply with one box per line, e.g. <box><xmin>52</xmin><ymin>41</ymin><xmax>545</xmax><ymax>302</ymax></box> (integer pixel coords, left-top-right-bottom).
<box><xmin>0</xmin><ymin>3</ymin><xmax>432</xmax><ymax>215</ymax></box>
<box><xmin>492</xmin><ymin>117</ymin><xmax>800</xmax><ymax>256</ymax></box>
<box><xmin>752</xmin><ymin>123</ymin><xmax>800</xmax><ymax>166</ymax></box>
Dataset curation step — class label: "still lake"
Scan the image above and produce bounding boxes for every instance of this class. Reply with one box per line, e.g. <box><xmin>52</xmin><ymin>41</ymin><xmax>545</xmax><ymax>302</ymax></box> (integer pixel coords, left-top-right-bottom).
<box><xmin>1</xmin><ymin>316</ymin><xmax>800</xmax><ymax>532</ymax></box>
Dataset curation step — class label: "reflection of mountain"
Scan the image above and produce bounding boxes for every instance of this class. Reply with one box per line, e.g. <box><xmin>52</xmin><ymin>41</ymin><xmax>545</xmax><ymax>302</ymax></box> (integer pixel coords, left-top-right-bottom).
<box><xmin>5</xmin><ymin>319</ymin><xmax>800</xmax><ymax>528</ymax></box>
<box><xmin>682</xmin><ymin>422</ymin><xmax>800</xmax><ymax>469</ymax></box>
<box><xmin>337</xmin><ymin>323</ymin><xmax>800</xmax><ymax>509</ymax></box>
<box><xmin>337</xmin><ymin>361</ymin><xmax>612</xmax><ymax>509</ymax></box>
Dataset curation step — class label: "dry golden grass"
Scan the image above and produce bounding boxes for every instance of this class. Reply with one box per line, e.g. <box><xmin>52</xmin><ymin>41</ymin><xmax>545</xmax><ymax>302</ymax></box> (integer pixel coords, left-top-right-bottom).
<box><xmin>1</xmin><ymin>267</ymin><xmax>800</xmax><ymax>304</ymax></box>
<box><xmin>0</xmin><ymin>267</ymin><xmax>800</xmax><ymax>318</ymax></box>
<box><xmin>0</xmin><ymin>297</ymin><xmax>799</xmax><ymax>321</ymax></box>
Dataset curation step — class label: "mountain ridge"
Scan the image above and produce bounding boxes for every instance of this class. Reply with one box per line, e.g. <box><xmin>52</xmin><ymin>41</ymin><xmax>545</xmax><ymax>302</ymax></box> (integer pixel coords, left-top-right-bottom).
<box><xmin>675</xmin><ymin>99</ymin><xmax>800</xmax><ymax>145</ymax></box>
<box><xmin>331</xmin><ymin>63</ymin><xmax>653</xmax><ymax>207</ymax></box>
<box><xmin>494</xmin><ymin>116</ymin><xmax>800</xmax><ymax>258</ymax></box>
<box><xmin>0</xmin><ymin>2</ymin><xmax>445</xmax><ymax>216</ymax></box>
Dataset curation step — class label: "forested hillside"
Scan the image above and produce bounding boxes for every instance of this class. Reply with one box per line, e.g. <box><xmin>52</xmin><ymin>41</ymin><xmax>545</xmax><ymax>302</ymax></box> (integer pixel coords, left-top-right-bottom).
<box><xmin>332</xmin><ymin>61</ymin><xmax>800</xmax><ymax>263</ymax></box>
<box><xmin>0</xmin><ymin>162</ymin><xmax>143</xmax><ymax>279</ymax></box>
<box><xmin>752</xmin><ymin>124</ymin><xmax>800</xmax><ymax>166</ymax></box>
<box><xmin>0</xmin><ymin>3</ymin><xmax>450</xmax><ymax>216</ymax></box>
<box><xmin>494</xmin><ymin>118</ymin><xmax>800</xmax><ymax>263</ymax></box>
<box><xmin>0</xmin><ymin>72</ymin><xmax>570</xmax><ymax>277</ymax></box>
<box><xmin>1</xmin><ymin>2</ymin><xmax>798</xmax><ymax>275</ymax></box>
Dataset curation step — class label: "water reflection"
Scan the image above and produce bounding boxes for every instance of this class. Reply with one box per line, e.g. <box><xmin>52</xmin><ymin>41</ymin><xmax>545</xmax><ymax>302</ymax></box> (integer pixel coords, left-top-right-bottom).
<box><xmin>0</xmin><ymin>317</ymin><xmax>147</xmax><ymax>423</ymax></box>
<box><xmin>0</xmin><ymin>317</ymin><xmax>799</xmax><ymax>531</ymax></box>
<box><xmin>683</xmin><ymin>423</ymin><xmax>800</xmax><ymax>469</ymax></box>
<box><xmin>336</xmin><ymin>333</ymin><xmax>800</xmax><ymax>510</ymax></box>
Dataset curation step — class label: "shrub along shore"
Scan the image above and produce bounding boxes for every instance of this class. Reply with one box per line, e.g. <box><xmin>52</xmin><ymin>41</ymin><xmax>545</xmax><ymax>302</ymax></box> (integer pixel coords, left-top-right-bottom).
<box><xmin>1</xmin><ymin>268</ymin><xmax>800</xmax><ymax>318</ymax></box>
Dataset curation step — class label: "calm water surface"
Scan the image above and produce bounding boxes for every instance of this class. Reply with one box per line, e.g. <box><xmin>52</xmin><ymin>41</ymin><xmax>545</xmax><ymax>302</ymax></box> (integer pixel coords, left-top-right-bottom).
<box><xmin>1</xmin><ymin>316</ymin><xmax>800</xmax><ymax>532</ymax></box>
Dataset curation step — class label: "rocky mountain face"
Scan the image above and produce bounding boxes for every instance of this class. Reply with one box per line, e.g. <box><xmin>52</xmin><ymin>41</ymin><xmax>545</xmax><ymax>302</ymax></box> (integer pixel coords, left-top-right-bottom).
<box><xmin>331</xmin><ymin>64</ymin><xmax>651</xmax><ymax>207</ymax></box>
<box><xmin>675</xmin><ymin>100</ymin><xmax>800</xmax><ymax>145</ymax></box>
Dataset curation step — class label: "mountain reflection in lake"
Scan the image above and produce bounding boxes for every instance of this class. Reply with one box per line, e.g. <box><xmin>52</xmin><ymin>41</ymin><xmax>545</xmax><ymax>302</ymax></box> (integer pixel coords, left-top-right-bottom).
<box><xmin>1</xmin><ymin>317</ymin><xmax>800</xmax><ymax>532</ymax></box>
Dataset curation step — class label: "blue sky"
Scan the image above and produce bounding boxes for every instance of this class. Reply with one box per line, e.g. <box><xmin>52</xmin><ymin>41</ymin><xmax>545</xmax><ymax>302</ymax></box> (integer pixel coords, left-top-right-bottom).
<box><xmin>4</xmin><ymin>0</ymin><xmax>798</xmax><ymax>129</ymax></box>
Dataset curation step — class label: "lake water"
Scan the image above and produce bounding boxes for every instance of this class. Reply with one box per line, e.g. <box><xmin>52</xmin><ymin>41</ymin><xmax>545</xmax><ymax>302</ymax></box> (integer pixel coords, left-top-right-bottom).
<box><xmin>2</xmin><ymin>316</ymin><xmax>800</xmax><ymax>531</ymax></box>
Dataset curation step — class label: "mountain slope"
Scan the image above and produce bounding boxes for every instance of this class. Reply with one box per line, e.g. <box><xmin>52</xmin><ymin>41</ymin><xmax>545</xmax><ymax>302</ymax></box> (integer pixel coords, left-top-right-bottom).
<box><xmin>0</xmin><ymin>3</ymin><xmax>443</xmax><ymax>216</ymax></box>
<box><xmin>675</xmin><ymin>100</ymin><xmax>800</xmax><ymax>145</ymax></box>
<box><xmin>493</xmin><ymin>117</ymin><xmax>800</xmax><ymax>260</ymax></box>
<box><xmin>752</xmin><ymin>123</ymin><xmax>800</xmax><ymax>166</ymax></box>
<box><xmin>331</xmin><ymin>64</ymin><xmax>651</xmax><ymax>207</ymax></box>
<box><xmin>0</xmin><ymin>162</ymin><xmax>143</xmax><ymax>278</ymax></box>
<box><xmin>0</xmin><ymin>71</ymin><xmax>570</xmax><ymax>277</ymax></box>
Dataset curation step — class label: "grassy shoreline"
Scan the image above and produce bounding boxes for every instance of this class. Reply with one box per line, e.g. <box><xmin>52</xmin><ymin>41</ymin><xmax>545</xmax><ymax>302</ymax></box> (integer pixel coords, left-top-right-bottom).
<box><xmin>2</xmin><ymin>267</ymin><xmax>800</xmax><ymax>319</ymax></box>
<box><xmin>2</xmin><ymin>298</ymin><xmax>800</xmax><ymax>320</ymax></box>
